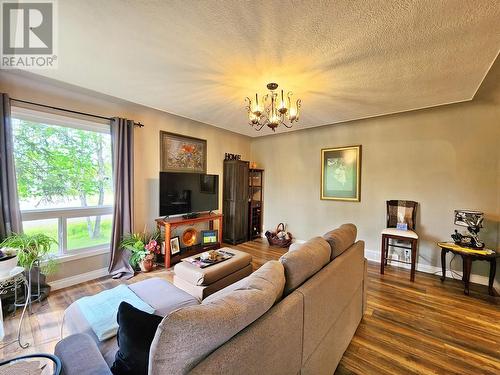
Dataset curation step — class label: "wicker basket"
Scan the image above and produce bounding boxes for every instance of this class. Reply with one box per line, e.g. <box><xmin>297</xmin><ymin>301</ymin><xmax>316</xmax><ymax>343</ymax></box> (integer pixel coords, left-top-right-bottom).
<box><xmin>265</xmin><ymin>223</ymin><xmax>293</xmax><ymax>248</ymax></box>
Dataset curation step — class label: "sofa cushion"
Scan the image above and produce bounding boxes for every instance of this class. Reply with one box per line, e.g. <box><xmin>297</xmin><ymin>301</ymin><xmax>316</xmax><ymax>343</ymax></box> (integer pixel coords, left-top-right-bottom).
<box><xmin>75</xmin><ymin>284</ymin><xmax>155</xmax><ymax>342</ymax></box>
<box><xmin>128</xmin><ymin>277</ymin><xmax>200</xmax><ymax>313</ymax></box>
<box><xmin>279</xmin><ymin>237</ymin><xmax>331</xmax><ymax>296</ymax></box>
<box><xmin>204</xmin><ymin>260</ymin><xmax>285</xmax><ymax>303</ymax></box>
<box><xmin>322</xmin><ymin>223</ymin><xmax>357</xmax><ymax>259</ymax></box>
<box><xmin>288</xmin><ymin>242</ymin><xmax>304</xmax><ymax>252</ymax></box>
<box><xmin>111</xmin><ymin>302</ymin><xmax>163</xmax><ymax>375</ymax></box>
<box><xmin>148</xmin><ymin>261</ymin><xmax>285</xmax><ymax>375</ymax></box>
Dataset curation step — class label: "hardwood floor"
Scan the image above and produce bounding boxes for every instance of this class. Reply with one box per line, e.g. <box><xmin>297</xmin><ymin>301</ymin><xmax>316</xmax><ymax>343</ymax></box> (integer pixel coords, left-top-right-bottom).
<box><xmin>1</xmin><ymin>239</ymin><xmax>499</xmax><ymax>374</ymax></box>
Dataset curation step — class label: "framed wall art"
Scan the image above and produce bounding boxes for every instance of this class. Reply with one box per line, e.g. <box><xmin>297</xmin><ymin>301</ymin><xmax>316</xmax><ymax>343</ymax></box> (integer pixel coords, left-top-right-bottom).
<box><xmin>321</xmin><ymin>145</ymin><xmax>361</xmax><ymax>201</ymax></box>
<box><xmin>160</xmin><ymin>131</ymin><xmax>207</xmax><ymax>173</ymax></box>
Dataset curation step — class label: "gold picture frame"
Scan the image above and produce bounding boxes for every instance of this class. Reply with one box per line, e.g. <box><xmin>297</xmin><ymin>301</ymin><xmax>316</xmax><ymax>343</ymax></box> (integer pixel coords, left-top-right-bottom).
<box><xmin>160</xmin><ymin>131</ymin><xmax>207</xmax><ymax>173</ymax></box>
<box><xmin>321</xmin><ymin>145</ymin><xmax>361</xmax><ymax>201</ymax></box>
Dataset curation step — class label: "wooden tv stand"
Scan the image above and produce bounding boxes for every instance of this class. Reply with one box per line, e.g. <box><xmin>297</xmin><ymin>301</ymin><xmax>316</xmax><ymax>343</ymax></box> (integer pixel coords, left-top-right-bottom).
<box><xmin>155</xmin><ymin>212</ymin><xmax>223</xmax><ymax>268</ymax></box>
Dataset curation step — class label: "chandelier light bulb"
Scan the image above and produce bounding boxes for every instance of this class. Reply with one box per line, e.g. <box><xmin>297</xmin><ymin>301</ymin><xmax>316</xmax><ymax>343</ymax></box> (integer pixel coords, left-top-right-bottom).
<box><xmin>252</xmin><ymin>93</ymin><xmax>262</xmax><ymax>117</ymax></box>
<box><xmin>278</xmin><ymin>91</ymin><xmax>288</xmax><ymax>115</ymax></box>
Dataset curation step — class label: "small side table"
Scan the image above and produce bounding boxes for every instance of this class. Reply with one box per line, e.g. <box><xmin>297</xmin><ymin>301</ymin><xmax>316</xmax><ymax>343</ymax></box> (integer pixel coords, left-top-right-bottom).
<box><xmin>0</xmin><ymin>266</ymin><xmax>31</xmax><ymax>349</ymax></box>
<box><xmin>438</xmin><ymin>242</ymin><xmax>499</xmax><ymax>296</ymax></box>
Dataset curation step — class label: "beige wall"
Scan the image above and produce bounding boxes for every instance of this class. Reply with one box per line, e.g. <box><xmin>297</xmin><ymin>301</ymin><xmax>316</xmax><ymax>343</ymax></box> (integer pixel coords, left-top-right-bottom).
<box><xmin>251</xmin><ymin>62</ymin><xmax>500</xmax><ymax>282</ymax></box>
<box><xmin>0</xmin><ymin>71</ymin><xmax>251</xmax><ymax>282</ymax></box>
<box><xmin>2</xmin><ymin>62</ymin><xmax>498</xmax><ymax>284</ymax></box>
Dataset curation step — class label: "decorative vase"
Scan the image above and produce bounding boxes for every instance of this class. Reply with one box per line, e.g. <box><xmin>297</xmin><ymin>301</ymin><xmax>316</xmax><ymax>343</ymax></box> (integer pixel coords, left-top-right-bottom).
<box><xmin>139</xmin><ymin>256</ymin><xmax>154</xmax><ymax>272</ymax></box>
<box><xmin>0</xmin><ymin>254</ymin><xmax>18</xmax><ymax>276</ymax></box>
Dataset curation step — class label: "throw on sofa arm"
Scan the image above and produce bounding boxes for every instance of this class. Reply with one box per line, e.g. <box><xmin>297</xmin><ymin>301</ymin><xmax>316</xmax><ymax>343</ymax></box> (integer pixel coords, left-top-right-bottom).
<box><xmin>55</xmin><ymin>333</ymin><xmax>112</xmax><ymax>375</ymax></box>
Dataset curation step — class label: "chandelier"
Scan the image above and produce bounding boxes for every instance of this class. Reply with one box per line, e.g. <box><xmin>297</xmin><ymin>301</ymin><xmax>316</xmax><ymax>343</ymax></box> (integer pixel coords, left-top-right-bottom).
<box><xmin>245</xmin><ymin>83</ymin><xmax>301</xmax><ymax>132</ymax></box>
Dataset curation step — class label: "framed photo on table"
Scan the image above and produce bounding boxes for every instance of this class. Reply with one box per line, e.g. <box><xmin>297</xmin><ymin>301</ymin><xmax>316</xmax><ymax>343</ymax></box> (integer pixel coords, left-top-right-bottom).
<box><xmin>170</xmin><ymin>236</ymin><xmax>181</xmax><ymax>255</ymax></box>
<box><xmin>201</xmin><ymin>230</ymin><xmax>218</xmax><ymax>246</ymax></box>
<box><xmin>321</xmin><ymin>145</ymin><xmax>361</xmax><ymax>201</ymax></box>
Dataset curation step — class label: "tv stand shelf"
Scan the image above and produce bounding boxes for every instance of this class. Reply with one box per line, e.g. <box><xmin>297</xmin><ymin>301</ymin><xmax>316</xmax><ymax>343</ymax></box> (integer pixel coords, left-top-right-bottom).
<box><xmin>155</xmin><ymin>212</ymin><xmax>223</xmax><ymax>268</ymax></box>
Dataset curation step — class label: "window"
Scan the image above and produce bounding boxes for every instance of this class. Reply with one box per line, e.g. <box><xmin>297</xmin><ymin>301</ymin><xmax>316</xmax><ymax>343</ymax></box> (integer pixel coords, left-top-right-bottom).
<box><xmin>11</xmin><ymin>107</ymin><xmax>113</xmax><ymax>257</ymax></box>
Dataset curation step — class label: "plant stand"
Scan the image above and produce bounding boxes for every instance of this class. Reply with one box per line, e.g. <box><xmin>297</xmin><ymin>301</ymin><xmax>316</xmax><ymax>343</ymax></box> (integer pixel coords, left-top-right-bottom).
<box><xmin>0</xmin><ymin>266</ymin><xmax>31</xmax><ymax>349</ymax></box>
<box><xmin>14</xmin><ymin>261</ymin><xmax>42</xmax><ymax>314</ymax></box>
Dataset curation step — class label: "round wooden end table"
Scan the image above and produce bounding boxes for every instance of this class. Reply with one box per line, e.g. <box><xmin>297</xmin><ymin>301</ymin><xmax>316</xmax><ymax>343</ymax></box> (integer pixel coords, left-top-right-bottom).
<box><xmin>437</xmin><ymin>242</ymin><xmax>499</xmax><ymax>296</ymax></box>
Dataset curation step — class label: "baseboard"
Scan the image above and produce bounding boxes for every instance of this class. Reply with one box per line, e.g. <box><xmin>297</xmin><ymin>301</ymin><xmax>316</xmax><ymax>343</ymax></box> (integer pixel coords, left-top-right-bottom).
<box><xmin>364</xmin><ymin>249</ymin><xmax>492</xmax><ymax>287</ymax></box>
<box><xmin>49</xmin><ymin>267</ymin><xmax>109</xmax><ymax>291</ymax></box>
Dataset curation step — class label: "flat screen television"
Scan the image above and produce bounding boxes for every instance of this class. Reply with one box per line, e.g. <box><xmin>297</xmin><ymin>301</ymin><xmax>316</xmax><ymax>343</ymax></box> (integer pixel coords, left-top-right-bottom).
<box><xmin>159</xmin><ymin>172</ymin><xmax>219</xmax><ymax>217</ymax></box>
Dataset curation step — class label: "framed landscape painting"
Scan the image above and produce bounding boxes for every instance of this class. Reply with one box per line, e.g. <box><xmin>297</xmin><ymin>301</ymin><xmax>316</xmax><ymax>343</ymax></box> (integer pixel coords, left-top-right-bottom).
<box><xmin>160</xmin><ymin>131</ymin><xmax>207</xmax><ymax>173</ymax></box>
<box><xmin>321</xmin><ymin>145</ymin><xmax>361</xmax><ymax>201</ymax></box>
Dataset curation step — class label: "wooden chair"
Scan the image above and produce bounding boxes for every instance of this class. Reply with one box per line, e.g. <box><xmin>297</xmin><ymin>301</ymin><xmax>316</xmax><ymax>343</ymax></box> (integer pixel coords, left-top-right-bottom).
<box><xmin>380</xmin><ymin>200</ymin><xmax>419</xmax><ymax>281</ymax></box>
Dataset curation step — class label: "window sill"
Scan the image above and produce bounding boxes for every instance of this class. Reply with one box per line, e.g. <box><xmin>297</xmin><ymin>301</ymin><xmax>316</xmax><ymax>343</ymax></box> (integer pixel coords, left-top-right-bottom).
<box><xmin>48</xmin><ymin>247</ymin><xmax>110</xmax><ymax>264</ymax></box>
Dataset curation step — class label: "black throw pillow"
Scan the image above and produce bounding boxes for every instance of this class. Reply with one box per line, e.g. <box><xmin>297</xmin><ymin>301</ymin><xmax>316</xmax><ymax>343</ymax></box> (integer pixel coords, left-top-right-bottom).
<box><xmin>111</xmin><ymin>301</ymin><xmax>163</xmax><ymax>375</ymax></box>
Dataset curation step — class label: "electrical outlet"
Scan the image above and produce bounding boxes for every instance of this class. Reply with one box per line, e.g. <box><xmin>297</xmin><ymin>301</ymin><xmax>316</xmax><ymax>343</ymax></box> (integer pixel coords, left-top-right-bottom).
<box><xmin>404</xmin><ymin>249</ymin><xmax>411</xmax><ymax>262</ymax></box>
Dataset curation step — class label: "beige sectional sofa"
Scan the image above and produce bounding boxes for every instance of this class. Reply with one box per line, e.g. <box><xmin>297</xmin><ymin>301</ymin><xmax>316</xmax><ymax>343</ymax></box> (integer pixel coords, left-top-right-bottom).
<box><xmin>56</xmin><ymin>223</ymin><xmax>367</xmax><ymax>375</ymax></box>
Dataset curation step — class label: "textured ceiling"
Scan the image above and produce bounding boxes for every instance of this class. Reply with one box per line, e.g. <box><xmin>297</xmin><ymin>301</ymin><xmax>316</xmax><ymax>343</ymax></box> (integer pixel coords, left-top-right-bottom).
<box><xmin>29</xmin><ymin>0</ymin><xmax>500</xmax><ymax>137</ymax></box>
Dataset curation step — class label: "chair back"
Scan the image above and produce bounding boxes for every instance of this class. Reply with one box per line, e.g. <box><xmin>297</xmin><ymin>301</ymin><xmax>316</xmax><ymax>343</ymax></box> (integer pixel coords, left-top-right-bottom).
<box><xmin>386</xmin><ymin>200</ymin><xmax>418</xmax><ymax>230</ymax></box>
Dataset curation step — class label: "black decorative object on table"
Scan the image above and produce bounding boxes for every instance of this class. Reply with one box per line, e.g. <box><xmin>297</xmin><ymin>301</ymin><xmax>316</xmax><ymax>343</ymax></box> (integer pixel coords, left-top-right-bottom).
<box><xmin>451</xmin><ymin>210</ymin><xmax>484</xmax><ymax>249</ymax></box>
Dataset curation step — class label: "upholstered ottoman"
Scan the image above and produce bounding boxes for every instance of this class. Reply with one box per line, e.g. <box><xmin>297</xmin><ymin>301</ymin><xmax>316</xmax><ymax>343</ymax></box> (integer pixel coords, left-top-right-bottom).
<box><xmin>173</xmin><ymin>248</ymin><xmax>253</xmax><ymax>299</ymax></box>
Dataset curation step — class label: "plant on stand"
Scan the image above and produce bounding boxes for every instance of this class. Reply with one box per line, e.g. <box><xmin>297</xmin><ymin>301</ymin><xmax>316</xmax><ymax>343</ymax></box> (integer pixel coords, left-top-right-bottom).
<box><xmin>0</xmin><ymin>233</ymin><xmax>58</xmax><ymax>304</ymax></box>
<box><xmin>120</xmin><ymin>230</ymin><xmax>161</xmax><ymax>273</ymax></box>
<box><xmin>0</xmin><ymin>233</ymin><xmax>58</xmax><ymax>273</ymax></box>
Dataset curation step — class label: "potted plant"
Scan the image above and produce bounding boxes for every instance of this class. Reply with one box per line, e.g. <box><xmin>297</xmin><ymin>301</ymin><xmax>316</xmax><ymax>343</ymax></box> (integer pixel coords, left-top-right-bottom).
<box><xmin>0</xmin><ymin>233</ymin><xmax>58</xmax><ymax>274</ymax></box>
<box><xmin>120</xmin><ymin>230</ymin><xmax>161</xmax><ymax>272</ymax></box>
<box><xmin>0</xmin><ymin>247</ymin><xmax>18</xmax><ymax>276</ymax></box>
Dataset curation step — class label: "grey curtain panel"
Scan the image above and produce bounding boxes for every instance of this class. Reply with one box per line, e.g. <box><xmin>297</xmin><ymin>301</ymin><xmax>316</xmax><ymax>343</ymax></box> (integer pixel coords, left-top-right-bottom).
<box><xmin>108</xmin><ymin>117</ymin><xmax>135</xmax><ymax>279</ymax></box>
<box><xmin>0</xmin><ymin>93</ymin><xmax>23</xmax><ymax>240</ymax></box>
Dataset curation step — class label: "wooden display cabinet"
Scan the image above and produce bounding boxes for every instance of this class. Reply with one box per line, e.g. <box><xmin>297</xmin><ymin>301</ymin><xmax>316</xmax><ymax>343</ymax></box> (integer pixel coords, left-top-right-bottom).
<box><xmin>248</xmin><ymin>168</ymin><xmax>264</xmax><ymax>239</ymax></box>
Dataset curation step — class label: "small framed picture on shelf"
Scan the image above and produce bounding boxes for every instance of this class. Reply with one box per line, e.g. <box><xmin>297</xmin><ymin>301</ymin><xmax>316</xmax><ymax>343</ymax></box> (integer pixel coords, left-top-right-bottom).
<box><xmin>201</xmin><ymin>230</ymin><xmax>218</xmax><ymax>246</ymax></box>
<box><xmin>170</xmin><ymin>236</ymin><xmax>181</xmax><ymax>255</ymax></box>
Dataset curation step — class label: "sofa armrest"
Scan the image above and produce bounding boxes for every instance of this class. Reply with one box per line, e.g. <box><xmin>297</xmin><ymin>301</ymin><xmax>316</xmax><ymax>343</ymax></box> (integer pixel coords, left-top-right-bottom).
<box><xmin>55</xmin><ymin>333</ymin><xmax>112</xmax><ymax>375</ymax></box>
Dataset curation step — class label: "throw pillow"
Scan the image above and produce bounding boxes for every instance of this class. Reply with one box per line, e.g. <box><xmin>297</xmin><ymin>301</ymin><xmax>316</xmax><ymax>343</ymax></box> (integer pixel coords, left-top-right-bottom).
<box><xmin>111</xmin><ymin>302</ymin><xmax>163</xmax><ymax>375</ymax></box>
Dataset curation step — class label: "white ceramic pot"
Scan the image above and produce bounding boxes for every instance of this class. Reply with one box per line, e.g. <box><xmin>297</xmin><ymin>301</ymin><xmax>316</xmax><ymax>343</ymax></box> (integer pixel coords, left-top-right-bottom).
<box><xmin>0</xmin><ymin>254</ymin><xmax>18</xmax><ymax>276</ymax></box>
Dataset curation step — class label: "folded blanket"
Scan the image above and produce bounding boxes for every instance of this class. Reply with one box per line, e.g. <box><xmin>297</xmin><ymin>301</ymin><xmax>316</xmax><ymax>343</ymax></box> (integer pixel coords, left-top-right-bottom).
<box><xmin>76</xmin><ymin>284</ymin><xmax>155</xmax><ymax>341</ymax></box>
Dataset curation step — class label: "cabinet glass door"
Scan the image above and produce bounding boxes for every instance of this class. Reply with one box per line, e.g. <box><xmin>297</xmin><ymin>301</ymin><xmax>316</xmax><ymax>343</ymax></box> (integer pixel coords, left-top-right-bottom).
<box><xmin>251</xmin><ymin>186</ymin><xmax>262</xmax><ymax>202</ymax></box>
<box><xmin>249</xmin><ymin>171</ymin><xmax>262</xmax><ymax>187</ymax></box>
